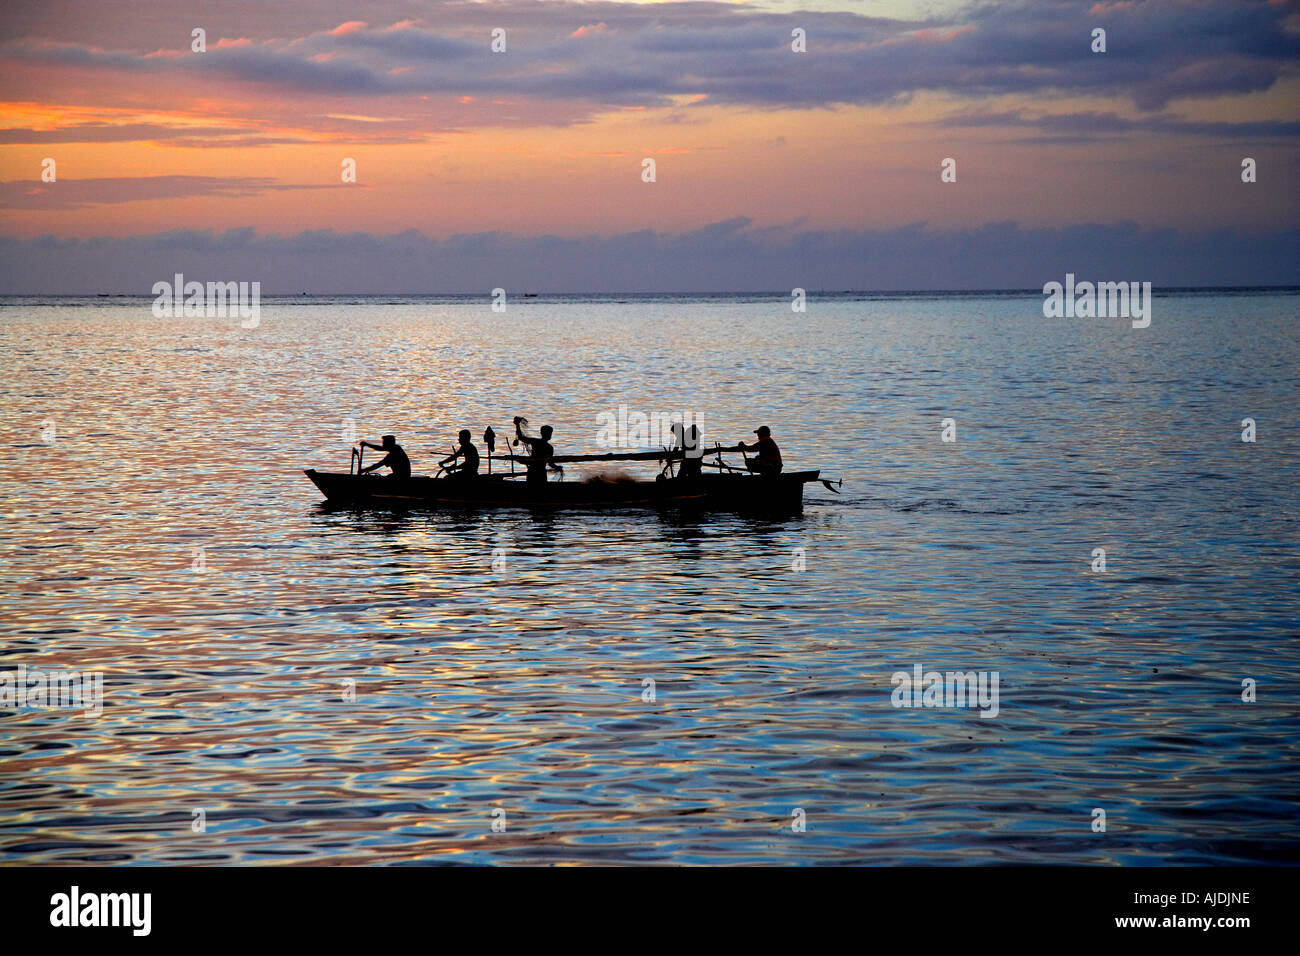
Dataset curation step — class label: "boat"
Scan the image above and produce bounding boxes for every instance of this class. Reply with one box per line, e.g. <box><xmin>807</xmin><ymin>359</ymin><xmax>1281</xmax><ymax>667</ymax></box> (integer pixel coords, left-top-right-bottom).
<box><xmin>305</xmin><ymin>441</ymin><xmax>837</xmax><ymax>513</ymax></box>
<box><xmin>305</xmin><ymin>468</ymin><xmax>822</xmax><ymax>512</ymax></box>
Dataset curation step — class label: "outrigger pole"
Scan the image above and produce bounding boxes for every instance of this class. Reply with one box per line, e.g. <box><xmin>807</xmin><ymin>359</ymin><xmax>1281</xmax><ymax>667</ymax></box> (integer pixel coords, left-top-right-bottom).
<box><xmin>498</xmin><ymin>444</ymin><xmax>749</xmax><ymax>466</ymax></box>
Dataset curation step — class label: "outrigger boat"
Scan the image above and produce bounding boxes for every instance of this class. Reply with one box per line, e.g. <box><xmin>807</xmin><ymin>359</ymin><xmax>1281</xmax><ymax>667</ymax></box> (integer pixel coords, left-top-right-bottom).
<box><xmin>305</xmin><ymin>438</ymin><xmax>839</xmax><ymax>513</ymax></box>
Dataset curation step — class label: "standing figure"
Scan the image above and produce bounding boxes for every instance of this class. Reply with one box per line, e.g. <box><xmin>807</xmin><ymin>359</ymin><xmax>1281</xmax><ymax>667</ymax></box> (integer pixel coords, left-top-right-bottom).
<box><xmin>513</xmin><ymin>416</ymin><xmax>555</xmax><ymax>484</ymax></box>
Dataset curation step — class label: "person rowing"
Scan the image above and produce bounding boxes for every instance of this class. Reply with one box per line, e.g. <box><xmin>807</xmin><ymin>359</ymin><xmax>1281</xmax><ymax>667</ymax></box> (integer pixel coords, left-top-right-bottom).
<box><xmin>359</xmin><ymin>434</ymin><xmax>411</xmax><ymax>480</ymax></box>
<box><xmin>670</xmin><ymin>421</ymin><xmax>704</xmax><ymax>479</ymax></box>
<box><xmin>513</xmin><ymin>416</ymin><xmax>555</xmax><ymax>484</ymax></box>
<box><xmin>438</xmin><ymin>429</ymin><xmax>480</xmax><ymax>479</ymax></box>
<box><xmin>738</xmin><ymin>425</ymin><xmax>782</xmax><ymax>475</ymax></box>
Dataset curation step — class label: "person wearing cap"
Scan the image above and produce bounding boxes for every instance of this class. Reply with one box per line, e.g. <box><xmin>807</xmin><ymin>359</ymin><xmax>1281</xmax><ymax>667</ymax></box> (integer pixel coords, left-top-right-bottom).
<box><xmin>359</xmin><ymin>434</ymin><xmax>412</xmax><ymax>480</ymax></box>
<box><xmin>438</xmin><ymin>429</ymin><xmax>481</xmax><ymax>479</ymax></box>
<box><xmin>739</xmin><ymin>425</ymin><xmax>782</xmax><ymax>475</ymax></box>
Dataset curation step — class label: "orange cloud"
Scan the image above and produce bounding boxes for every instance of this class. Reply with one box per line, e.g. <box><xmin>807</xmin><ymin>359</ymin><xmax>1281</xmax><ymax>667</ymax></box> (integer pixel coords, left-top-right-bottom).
<box><xmin>329</xmin><ymin>21</ymin><xmax>368</xmax><ymax>36</ymax></box>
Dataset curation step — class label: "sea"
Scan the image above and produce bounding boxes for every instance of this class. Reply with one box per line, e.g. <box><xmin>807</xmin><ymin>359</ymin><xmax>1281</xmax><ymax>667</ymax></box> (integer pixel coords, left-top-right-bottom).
<box><xmin>1</xmin><ymin>290</ymin><xmax>1297</xmax><ymax>865</ymax></box>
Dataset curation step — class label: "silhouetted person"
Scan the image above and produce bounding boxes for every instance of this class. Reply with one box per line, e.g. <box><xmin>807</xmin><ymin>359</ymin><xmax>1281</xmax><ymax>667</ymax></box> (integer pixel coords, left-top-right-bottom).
<box><xmin>739</xmin><ymin>425</ymin><xmax>782</xmax><ymax>475</ymax></box>
<box><xmin>360</xmin><ymin>435</ymin><xmax>411</xmax><ymax>480</ymax></box>
<box><xmin>671</xmin><ymin>421</ymin><xmax>704</xmax><ymax>478</ymax></box>
<box><xmin>439</xmin><ymin>429</ymin><xmax>480</xmax><ymax>479</ymax></box>
<box><xmin>514</xmin><ymin>416</ymin><xmax>554</xmax><ymax>484</ymax></box>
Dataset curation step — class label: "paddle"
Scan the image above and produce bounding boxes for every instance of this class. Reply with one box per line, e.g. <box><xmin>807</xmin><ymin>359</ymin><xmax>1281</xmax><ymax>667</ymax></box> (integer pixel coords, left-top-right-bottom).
<box><xmin>495</xmin><ymin>425</ymin><xmax>515</xmax><ymax>476</ymax></box>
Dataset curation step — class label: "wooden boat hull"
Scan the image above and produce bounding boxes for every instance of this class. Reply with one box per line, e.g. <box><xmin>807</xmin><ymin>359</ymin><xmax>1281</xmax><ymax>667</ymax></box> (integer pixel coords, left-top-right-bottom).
<box><xmin>304</xmin><ymin>469</ymin><xmax>820</xmax><ymax>513</ymax></box>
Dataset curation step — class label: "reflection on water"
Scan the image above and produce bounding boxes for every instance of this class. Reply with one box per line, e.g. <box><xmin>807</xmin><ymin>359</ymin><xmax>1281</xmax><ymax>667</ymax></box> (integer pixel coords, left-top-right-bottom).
<box><xmin>1</xmin><ymin>293</ymin><xmax>1298</xmax><ymax>864</ymax></box>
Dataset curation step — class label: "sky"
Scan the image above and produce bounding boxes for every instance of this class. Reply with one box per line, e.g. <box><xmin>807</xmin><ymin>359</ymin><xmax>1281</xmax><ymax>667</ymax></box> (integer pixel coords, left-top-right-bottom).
<box><xmin>0</xmin><ymin>0</ymin><xmax>1297</xmax><ymax>292</ymax></box>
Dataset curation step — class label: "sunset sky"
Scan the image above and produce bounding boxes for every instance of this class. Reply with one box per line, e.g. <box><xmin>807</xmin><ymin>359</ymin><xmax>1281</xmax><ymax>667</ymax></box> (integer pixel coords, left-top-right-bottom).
<box><xmin>1</xmin><ymin>0</ymin><xmax>1297</xmax><ymax>291</ymax></box>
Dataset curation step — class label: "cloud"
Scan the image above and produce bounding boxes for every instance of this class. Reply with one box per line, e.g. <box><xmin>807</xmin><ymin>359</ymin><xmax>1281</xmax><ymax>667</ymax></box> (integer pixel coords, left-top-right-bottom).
<box><xmin>0</xmin><ymin>175</ymin><xmax>348</xmax><ymax>210</ymax></box>
<box><xmin>328</xmin><ymin>21</ymin><xmax>369</xmax><ymax>37</ymax></box>
<box><xmin>1</xmin><ymin>0</ymin><xmax>1296</xmax><ymax>121</ymax></box>
<box><xmin>935</xmin><ymin>109</ymin><xmax>1300</xmax><ymax>142</ymax></box>
<box><xmin>0</xmin><ymin>123</ymin><xmax>315</xmax><ymax>145</ymax></box>
<box><xmin>0</xmin><ymin>220</ymin><xmax>1295</xmax><ymax>293</ymax></box>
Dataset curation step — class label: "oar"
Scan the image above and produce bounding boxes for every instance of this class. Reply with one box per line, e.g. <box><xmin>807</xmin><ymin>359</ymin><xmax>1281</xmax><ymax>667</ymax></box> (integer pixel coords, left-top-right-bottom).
<box><xmin>709</xmin><ymin>441</ymin><xmax>736</xmax><ymax>474</ymax></box>
<box><xmin>501</xmin><ymin>426</ymin><xmax>516</xmax><ymax>476</ymax></box>
<box><xmin>496</xmin><ymin>445</ymin><xmax>747</xmax><ymax>465</ymax></box>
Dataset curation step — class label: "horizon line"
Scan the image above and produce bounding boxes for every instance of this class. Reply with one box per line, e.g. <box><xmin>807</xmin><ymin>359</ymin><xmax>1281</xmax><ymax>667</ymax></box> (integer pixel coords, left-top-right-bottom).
<box><xmin>3</xmin><ymin>285</ymin><xmax>1299</xmax><ymax>299</ymax></box>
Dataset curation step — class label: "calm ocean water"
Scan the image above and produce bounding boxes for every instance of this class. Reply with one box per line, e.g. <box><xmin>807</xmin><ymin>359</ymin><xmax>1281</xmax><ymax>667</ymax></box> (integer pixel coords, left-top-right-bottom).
<box><xmin>1</xmin><ymin>291</ymin><xmax>1297</xmax><ymax>865</ymax></box>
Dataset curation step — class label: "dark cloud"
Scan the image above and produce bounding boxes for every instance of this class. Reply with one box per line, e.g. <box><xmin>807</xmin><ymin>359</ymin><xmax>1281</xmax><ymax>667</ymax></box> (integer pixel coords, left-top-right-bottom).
<box><xmin>0</xmin><ymin>175</ymin><xmax>348</xmax><ymax>209</ymax></box>
<box><xmin>331</xmin><ymin>27</ymin><xmax>483</xmax><ymax>61</ymax></box>
<box><xmin>1</xmin><ymin>1</ymin><xmax>1296</xmax><ymax>117</ymax></box>
<box><xmin>0</xmin><ymin>220</ymin><xmax>1294</xmax><ymax>293</ymax></box>
<box><xmin>938</xmin><ymin>109</ymin><xmax>1300</xmax><ymax>141</ymax></box>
